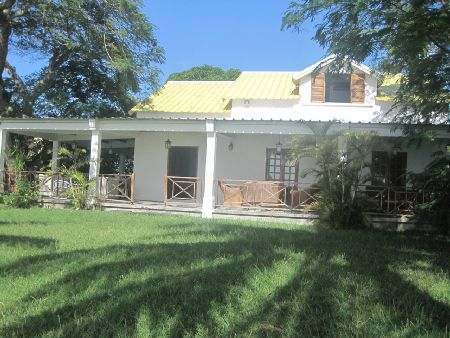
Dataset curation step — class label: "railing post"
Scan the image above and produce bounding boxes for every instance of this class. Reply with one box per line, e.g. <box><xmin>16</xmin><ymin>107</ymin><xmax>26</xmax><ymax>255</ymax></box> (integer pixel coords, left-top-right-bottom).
<box><xmin>202</xmin><ymin>121</ymin><xmax>216</xmax><ymax>218</ymax></box>
<box><xmin>0</xmin><ymin>129</ymin><xmax>8</xmax><ymax>193</ymax></box>
<box><xmin>131</xmin><ymin>173</ymin><xmax>135</xmax><ymax>203</ymax></box>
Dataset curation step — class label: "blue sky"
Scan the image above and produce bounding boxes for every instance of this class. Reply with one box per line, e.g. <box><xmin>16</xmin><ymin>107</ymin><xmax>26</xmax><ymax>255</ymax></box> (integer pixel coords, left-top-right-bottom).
<box><xmin>9</xmin><ymin>0</ymin><xmax>325</xmax><ymax>83</ymax></box>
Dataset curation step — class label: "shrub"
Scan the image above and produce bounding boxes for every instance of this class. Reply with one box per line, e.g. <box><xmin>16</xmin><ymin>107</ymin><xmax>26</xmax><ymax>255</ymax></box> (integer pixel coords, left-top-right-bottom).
<box><xmin>4</xmin><ymin>178</ymin><xmax>39</xmax><ymax>208</ymax></box>
<box><xmin>412</xmin><ymin>149</ymin><xmax>450</xmax><ymax>234</ymax></box>
<box><xmin>63</xmin><ymin>170</ymin><xmax>93</xmax><ymax>209</ymax></box>
<box><xmin>292</xmin><ymin>132</ymin><xmax>375</xmax><ymax>229</ymax></box>
<box><xmin>3</xmin><ymin>145</ymin><xmax>39</xmax><ymax>208</ymax></box>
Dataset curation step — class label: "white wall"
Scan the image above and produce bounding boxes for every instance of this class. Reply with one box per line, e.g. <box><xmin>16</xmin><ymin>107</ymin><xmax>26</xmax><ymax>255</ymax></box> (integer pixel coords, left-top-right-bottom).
<box><xmin>133</xmin><ymin>131</ymin><xmax>444</xmax><ymax>202</ymax></box>
<box><xmin>296</xmin><ymin>73</ymin><xmax>382</xmax><ymax>122</ymax></box>
<box><xmin>214</xmin><ymin>134</ymin><xmax>317</xmax><ymax>185</ymax></box>
<box><xmin>133</xmin><ymin>132</ymin><xmax>207</xmax><ymax>201</ymax></box>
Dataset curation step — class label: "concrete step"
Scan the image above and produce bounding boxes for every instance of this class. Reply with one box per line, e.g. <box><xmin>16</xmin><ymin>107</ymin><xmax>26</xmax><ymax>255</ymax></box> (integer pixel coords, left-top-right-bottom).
<box><xmin>365</xmin><ymin>213</ymin><xmax>432</xmax><ymax>232</ymax></box>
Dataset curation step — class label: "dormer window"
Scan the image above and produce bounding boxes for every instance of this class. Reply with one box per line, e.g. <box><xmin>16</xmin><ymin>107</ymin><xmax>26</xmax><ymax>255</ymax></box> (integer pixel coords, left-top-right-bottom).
<box><xmin>311</xmin><ymin>72</ymin><xmax>365</xmax><ymax>104</ymax></box>
<box><xmin>325</xmin><ymin>74</ymin><xmax>351</xmax><ymax>103</ymax></box>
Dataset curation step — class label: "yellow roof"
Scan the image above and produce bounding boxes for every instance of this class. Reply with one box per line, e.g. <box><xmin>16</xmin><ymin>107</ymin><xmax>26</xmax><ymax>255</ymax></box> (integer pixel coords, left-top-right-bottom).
<box><xmin>229</xmin><ymin>72</ymin><xmax>299</xmax><ymax>100</ymax></box>
<box><xmin>376</xmin><ymin>74</ymin><xmax>403</xmax><ymax>102</ymax></box>
<box><xmin>133</xmin><ymin>72</ymin><xmax>299</xmax><ymax>114</ymax></box>
<box><xmin>132</xmin><ymin>81</ymin><xmax>233</xmax><ymax>114</ymax></box>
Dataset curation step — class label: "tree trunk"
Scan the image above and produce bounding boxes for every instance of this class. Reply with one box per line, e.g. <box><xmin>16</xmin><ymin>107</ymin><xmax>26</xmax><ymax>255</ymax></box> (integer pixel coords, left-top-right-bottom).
<box><xmin>0</xmin><ymin>7</ymin><xmax>12</xmax><ymax>115</ymax></box>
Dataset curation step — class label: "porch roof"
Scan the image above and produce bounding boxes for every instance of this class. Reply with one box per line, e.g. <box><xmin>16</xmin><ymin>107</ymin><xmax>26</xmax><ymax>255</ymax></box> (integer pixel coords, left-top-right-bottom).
<box><xmin>1</xmin><ymin>118</ymin><xmax>449</xmax><ymax>141</ymax></box>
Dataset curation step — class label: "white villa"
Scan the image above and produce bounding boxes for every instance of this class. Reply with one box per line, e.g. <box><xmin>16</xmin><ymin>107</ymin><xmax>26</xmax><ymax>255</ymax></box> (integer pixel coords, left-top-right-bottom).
<box><xmin>0</xmin><ymin>57</ymin><xmax>449</xmax><ymax>220</ymax></box>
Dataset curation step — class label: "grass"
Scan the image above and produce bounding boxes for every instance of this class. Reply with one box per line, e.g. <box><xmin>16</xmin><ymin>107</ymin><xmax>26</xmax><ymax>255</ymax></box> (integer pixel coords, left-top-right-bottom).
<box><xmin>0</xmin><ymin>208</ymin><xmax>448</xmax><ymax>337</ymax></box>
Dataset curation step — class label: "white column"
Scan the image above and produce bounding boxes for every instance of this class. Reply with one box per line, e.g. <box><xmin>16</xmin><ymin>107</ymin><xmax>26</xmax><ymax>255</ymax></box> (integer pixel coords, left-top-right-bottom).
<box><xmin>118</xmin><ymin>152</ymin><xmax>126</xmax><ymax>174</ymax></box>
<box><xmin>51</xmin><ymin>140</ymin><xmax>60</xmax><ymax>172</ymax></box>
<box><xmin>88</xmin><ymin>130</ymin><xmax>102</xmax><ymax>202</ymax></box>
<box><xmin>202</xmin><ymin>121</ymin><xmax>217</xmax><ymax>218</ymax></box>
<box><xmin>0</xmin><ymin>129</ymin><xmax>8</xmax><ymax>193</ymax></box>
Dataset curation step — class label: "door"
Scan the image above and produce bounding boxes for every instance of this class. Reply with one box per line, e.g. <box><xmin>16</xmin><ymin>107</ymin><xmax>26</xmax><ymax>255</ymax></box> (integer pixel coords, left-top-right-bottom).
<box><xmin>166</xmin><ymin>147</ymin><xmax>198</xmax><ymax>200</ymax></box>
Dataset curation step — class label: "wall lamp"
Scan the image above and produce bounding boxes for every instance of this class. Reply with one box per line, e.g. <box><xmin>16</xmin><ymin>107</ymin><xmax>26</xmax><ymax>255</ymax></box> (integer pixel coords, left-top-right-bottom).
<box><xmin>165</xmin><ymin>139</ymin><xmax>172</xmax><ymax>149</ymax></box>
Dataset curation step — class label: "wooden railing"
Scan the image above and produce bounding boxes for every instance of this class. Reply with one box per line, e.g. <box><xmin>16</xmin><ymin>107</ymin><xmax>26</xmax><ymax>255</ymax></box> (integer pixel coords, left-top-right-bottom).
<box><xmin>358</xmin><ymin>185</ymin><xmax>432</xmax><ymax>214</ymax></box>
<box><xmin>217</xmin><ymin>179</ymin><xmax>432</xmax><ymax>214</ymax></box>
<box><xmin>2</xmin><ymin>171</ymin><xmax>73</xmax><ymax>198</ymax></box>
<box><xmin>98</xmin><ymin>174</ymin><xmax>135</xmax><ymax>202</ymax></box>
<box><xmin>217</xmin><ymin>179</ymin><xmax>319</xmax><ymax>210</ymax></box>
<box><xmin>164</xmin><ymin>175</ymin><xmax>201</xmax><ymax>205</ymax></box>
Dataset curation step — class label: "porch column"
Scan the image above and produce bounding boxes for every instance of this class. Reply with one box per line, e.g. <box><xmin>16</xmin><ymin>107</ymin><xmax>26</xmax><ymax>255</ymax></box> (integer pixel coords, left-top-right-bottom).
<box><xmin>118</xmin><ymin>152</ymin><xmax>126</xmax><ymax>174</ymax></box>
<box><xmin>51</xmin><ymin>140</ymin><xmax>60</xmax><ymax>172</ymax></box>
<box><xmin>88</xmin><ymin>130</ymin><xmax>102</xmax><ymax>203</ymax></box>
<box><xmin>202</xmin><ymin>121</ymin><xmax>216</xmax><ymax>218</ymax></box>
<box><xmin>0</xmin><ymin>129</ymin><xmax>8</xmax><ymax>193</ymax></box>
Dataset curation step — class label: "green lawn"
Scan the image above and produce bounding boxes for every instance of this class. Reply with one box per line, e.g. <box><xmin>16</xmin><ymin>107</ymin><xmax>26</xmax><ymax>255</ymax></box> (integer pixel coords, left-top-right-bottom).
<box><xmin>0</xmin><ymin>208</ymin><xmax>448</xmax><ymax>337</ymax></box>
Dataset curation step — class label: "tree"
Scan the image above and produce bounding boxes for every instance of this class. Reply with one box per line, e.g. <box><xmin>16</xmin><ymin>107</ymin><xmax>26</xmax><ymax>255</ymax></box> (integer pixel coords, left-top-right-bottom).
<box><xmin>283</xmin><ymin>1</ymin><xmax>449</xmax><ymax>128</ymax></box>
<box><xmin>0</xmin><ymin>0</ymin><xmax>164</xmax><ymax>118</ymax></box>
<box><xmin>168</xmin><ymin>65</ymin><xmax>241</xmax><ymax>81</ymax></box>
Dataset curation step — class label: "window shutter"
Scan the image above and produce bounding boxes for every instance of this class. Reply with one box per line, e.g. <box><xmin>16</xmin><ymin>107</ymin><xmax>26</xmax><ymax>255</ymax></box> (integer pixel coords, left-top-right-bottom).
<box><xmin>311</xmin><ymin>73</ymin><xmax>325</xmax><ymax>103</ymax></box>
<box><xmin>351</xmin><ymin>73</ymin><xmax>365</xmax><ymax>103</ymax></box>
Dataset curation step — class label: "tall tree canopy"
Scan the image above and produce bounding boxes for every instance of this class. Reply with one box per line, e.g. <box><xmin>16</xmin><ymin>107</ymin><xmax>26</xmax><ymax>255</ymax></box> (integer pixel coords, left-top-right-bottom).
<box><xmin>283</xmin><ymin>0</ymin><xmax>449</xmax><ymax>127</ymax></box>
<box><xmin>0</xmin><ymin>0</ymin><xmax>164</xmax><ymax>118</ymax></box>
<box><xmin>168</xmin><ymin>65</ymin><xmax>241</xmax><ymax>81</ymax></box>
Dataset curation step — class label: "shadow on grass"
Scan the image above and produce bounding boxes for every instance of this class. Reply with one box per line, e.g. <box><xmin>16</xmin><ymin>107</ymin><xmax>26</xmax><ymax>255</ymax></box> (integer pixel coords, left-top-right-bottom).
<box><xmin>1</xmin><ymin>222</ymin><xmax>449</xmax><ymax>336</ymax></box>
<box><xmin>0</xmin><ymin>221</ymin><xmax>49</xmax><ymax>227</ymax></box>
<box><xmin>0</xmin><ymin>234</ymin><xmax>56</xmax><ymax>248</ymax></box>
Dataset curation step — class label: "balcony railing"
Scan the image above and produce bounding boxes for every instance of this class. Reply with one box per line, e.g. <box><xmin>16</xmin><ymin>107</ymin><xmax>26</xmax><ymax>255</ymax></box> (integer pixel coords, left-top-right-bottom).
<box><xmin>2</xmin><ymin>171</ymin><xmax>73</xmax><ymax>199</ymax></box>
<box><xmin>358</xmin><ymin>185</ymin><xmax>433</xmax><ymax>214</ymax></box>
<box><xmin>217</xmin><ymin>179</ymin><xmax>433</xmax><ymax>215</ymax></box>
<box><xmin>217</xmin><ymin>179</ymin><xmax>319</xmax><ymax>211</ymax></box>
<box><xmin>98</xmin><ymin>174</ymin><xmax>135</xmax><ymax>202</ymax></box>
<box><xmin>164</xmin><ymin>175</ymin><xmax>201</xmax><ymax>205</ymax></box>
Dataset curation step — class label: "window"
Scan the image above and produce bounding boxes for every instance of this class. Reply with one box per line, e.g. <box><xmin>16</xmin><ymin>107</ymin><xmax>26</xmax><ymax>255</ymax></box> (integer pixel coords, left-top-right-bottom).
<box><xmin>265</xmin><ymin>149</ymin><xmax>298</xmax><ymax>186</ymax></box>
<box><xmin>325</xmin><ymin>74</ymin><xmax>351</xmax><ymax>103</ymax></box>
<box><xmin>371</xmin><ymin>151</ymin><xmax>407</xmax><ymax>187</ymax></box>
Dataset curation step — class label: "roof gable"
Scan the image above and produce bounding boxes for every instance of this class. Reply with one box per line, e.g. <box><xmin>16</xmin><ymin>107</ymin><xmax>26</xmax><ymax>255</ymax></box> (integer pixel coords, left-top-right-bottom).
<box><xmin>293</xmin><ymin>55</ymin><xmax>373</xmax><ymax>82</ymax></box>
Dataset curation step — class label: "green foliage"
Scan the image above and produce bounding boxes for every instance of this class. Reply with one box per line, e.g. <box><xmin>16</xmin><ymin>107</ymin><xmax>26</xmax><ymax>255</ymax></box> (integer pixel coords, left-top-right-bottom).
<box><xmin>3</xmin><ymin>178</ymin><xmax>38</xmax><ymax>208</ymax></box>
<box><xmin>6</xmin><ymin>144</ymin><xmax>26</xmax><ymax>174</ymax></box>
<box><xmin>168</xmin><ymin>65</ymin><xmax>241</xmax><ymax>81</ymax></box>
<box><xmin>6</xmin><ymin>135</ymin><xmax>52</xmax><ymax>172</ymax></box>
<box><xmin>0</xmin><ymin>209</ymin><xmax>448</xmax><ymax>336</ymax></box>
<box><xmin>63</xmin><ymin>169</ymin><xmax>93</xmax><ymax>210</ymax></box>
<box><xmin>292</xmin><ymin>132</ymin><xmax>376</xmax><ymax>228</ymax></box>
<box><xmin>1</xmin><ymin>0</ymin><xmax>164</xmax><ymax>118</ymax></box>
<box><xmin>3</xmin><ymin>143</ymin><xmax>39</xmax><ymax>208</ymax></box>
<box><xmin>283</xmin><ymin>1</ymin><xmax>449</xmax><ymax>129</ymax></box>
<box><xmin>58</xmin><ymin>145</ymin><xmax>89</xmax><ymax>171</ymax></box>
<box><xmin>412</xmin><ymin>149</ymin><xmax>450</xmax><ymax>234</ymax></box>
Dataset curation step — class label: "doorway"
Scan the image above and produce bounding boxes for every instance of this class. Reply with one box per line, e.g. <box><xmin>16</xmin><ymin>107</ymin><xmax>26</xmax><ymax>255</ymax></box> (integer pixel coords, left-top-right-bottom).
<box><xmin>166</xmin><ymin>147</ymin><xmax>198</xmax><ymax>201</ymax></box>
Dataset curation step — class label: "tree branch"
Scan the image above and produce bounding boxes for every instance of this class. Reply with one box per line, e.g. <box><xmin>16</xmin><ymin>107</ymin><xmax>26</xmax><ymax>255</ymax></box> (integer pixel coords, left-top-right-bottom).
<box><xmin>30</xmin><ymin>48</ymin><xmax>69</xmax><ymax>100</ymax></box>
<box><xmin>0</xmin><ymin>0</ymin><xmax>16</xmax><ymax>11</ymax></box>
<box><xmin>4</xmin><ymin>60</ymin><xmax>30</xmax><ymax>99</ymax></box>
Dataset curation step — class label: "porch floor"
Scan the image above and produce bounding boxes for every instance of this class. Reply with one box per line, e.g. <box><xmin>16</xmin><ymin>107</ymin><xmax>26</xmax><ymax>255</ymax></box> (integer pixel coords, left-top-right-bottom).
<box><xmin>100</xmin><ymin>199</ymin><xmax>318</xmax><ymax>223</ymax></box>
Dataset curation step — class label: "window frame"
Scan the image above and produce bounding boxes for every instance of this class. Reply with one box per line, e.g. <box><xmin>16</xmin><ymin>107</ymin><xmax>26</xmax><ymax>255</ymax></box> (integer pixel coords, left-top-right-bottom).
<box><xmin>371</xmin><ymin>151</ymin><xmax>407</xmax><ymax>187</ymax></box>
<box><xmin>325</xmin><ymin>73</ymin><xmax>351</xmax><ymax>103</ymax></box>
<box><xmin>265</xmin><ymin>148</ymin><xmax>299</xmax><ymax>186</ymax></box>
